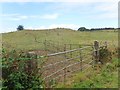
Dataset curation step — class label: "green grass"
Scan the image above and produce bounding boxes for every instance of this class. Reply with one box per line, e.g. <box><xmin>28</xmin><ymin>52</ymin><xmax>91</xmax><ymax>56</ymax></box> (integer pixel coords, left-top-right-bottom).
<box><xmin>2</xmin><ymin>28</ymin><xmax>118</xmax><ymax>51</ymax></box>
<box><xmin>1</xmin><ymin>28</ymin><xmax>119</xmax><ymax>88</ymax></box>
<box><xmin>55</xmin><ymin>58</ymin><xmax>119</xmax><ymax>88</ymax></box>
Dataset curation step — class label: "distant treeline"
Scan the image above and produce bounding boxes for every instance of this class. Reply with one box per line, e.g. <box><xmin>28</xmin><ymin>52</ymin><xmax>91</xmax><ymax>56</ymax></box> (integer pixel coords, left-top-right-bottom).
<box><xmin>78</xmin><ymin>27</ymin><xmax>120</xmax><ymax>31</ymax></box>
<box><xmin>16</xmin><ymin>25</ymin><xmax>119</xmax><ymax>32</ymax></box>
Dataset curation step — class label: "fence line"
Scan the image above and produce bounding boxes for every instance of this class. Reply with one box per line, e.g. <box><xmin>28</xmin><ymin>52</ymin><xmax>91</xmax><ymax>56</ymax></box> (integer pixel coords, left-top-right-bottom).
<box><xmin>46</xmin><ymin>46</ymin><xmax>91</xmax><ymax>56</ymax></box>
<box><xmin>41</xmin><ymin>55</ymin><xmax>92</xmax><ymax>69</ymax></box>
<box><xmin>45</xmin><ymin>60</ymin><xmax>94</xmax><ymax>84</ymax></box>
<box><xmin>42</xmin><ymin>56</ymin><xmax>81</xmax><ymax>68</ymax></box>
<box><xmin>44</xmin><ymin>58</ymin><xmax>93</xmax><ymax>80</ymax></box>
<box><xmin>44</xmin><ymin>40</ymin><xmax>94</xmax><ymax>53</ymax></box>
<box><xmin>39</xmin><ymin>45</ymin><xmax>93</xmax><ymax>87</ymax></box>
<box><xmin>25</xmin><ymin>40</ymin><xmax>108</xmax><ymax>87</ymax></box>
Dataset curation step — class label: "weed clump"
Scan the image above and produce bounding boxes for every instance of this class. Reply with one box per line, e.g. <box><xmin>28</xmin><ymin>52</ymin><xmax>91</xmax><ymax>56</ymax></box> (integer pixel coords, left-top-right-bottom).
<box><xmin>99</xmin><ymin>47</ymin><xmax>112</xmax><ymax>64</ymax></box>
<box><xmin>2</xmin><ymin>49</ymin><xmax>43</xmax><ymax>89</ymax></box>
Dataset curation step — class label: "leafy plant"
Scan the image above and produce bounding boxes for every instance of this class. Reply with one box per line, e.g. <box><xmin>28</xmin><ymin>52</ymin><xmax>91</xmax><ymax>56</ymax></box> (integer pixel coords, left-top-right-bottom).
<box><xmin>2</xmin><ymin>49</ymin><xmax>43</xmax><ymax>89</ymax></box>
<box><xmin>99</xmin><ymin>46</ymin><xmax>112</xmax><ymax>64</ymax></box>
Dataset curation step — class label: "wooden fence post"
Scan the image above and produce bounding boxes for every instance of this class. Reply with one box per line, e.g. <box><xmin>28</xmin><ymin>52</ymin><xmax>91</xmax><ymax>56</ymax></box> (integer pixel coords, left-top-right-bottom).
<box><xmin>44</xmin><ymin>39</ymin><xmax>47</xmax><ymax>51</ymax></box>
<box><xmin>63</xmin><ymin>44</ymin><xmax>67</xmax><ymax>85</ymax></box>
<box><xmin>63</xmin><ymin>67</ymin><xmax>66</xmax><ymax>85</ymax></box>
<box><xmin>92</xmin><ymin>46</ymin><xmax>95</xmax><ymax>69</ymax></box>
<box><xmin>64</xmin><ymin>44</ymin><xmax>66</xmax><ymax>58</ymax></box>
<box><xmin>70</xmin><ymin>44</ymin><xmax>72</xmax><ymax>58</ymax></box>
<box><xmin>104</xmin><ymin>41</ymin><xmax>108</xmax><ymax>48</ymax></box>
<box><xmin>94</xmin><ymin>41</ymin><xmax>99</xmax><ymax>63</ymax></box>
<box><xmin>25</xmin><ymin>52</ymin><xmax>38</xmax><ymax>76</ymax></box>
<box><xmin>57</xmin><ymin>41</ymin><xmax>59</xmax><ymax>52</ymax></box>
<box><xmin>79</xmin><ymin>46</ymin><xmax>82</xmax><ymax>72</ymax></box>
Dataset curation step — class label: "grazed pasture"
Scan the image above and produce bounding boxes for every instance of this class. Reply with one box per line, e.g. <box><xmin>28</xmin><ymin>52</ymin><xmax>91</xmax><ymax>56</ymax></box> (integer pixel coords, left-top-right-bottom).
<box><xmin>1</xmin><ymin>28</ymin><xmax>118</xmax><ymax>88</ymax></box>
<box><xmin>2</xmin><ymin>28</ymin><xmax>118</xmax><ymax>51</ymax></box>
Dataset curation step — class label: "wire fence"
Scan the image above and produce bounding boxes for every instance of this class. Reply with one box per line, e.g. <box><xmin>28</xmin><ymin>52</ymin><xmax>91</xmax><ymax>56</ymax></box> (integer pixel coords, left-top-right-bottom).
<box><xmin>40</xmin><ymin>45</ymin><xmax>93</xmax><ymax>87</ymax></box>
<box><xmin>2</xmin><ymin>40</ymin><xmax>112</xmax><ymax>88</ymax></box>
<box><xmin>18</xmin><ymin>40</ymin><xmax>110</xmax><ymax>88</ymax></box>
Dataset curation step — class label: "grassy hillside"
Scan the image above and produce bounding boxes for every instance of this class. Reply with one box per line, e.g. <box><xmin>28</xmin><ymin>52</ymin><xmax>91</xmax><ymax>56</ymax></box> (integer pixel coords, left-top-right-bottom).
<box><xmin>1</xmin><ymin>28</ymin><xmax>119</xmax><ymax>88</ymax></box>
<box><xmin>2</xmin><ymin>28</ymin><xmax>118</xmax><ymax>51</ymax></box>
<box><xmin>56</xmin><ymin>58</ymin><xmax>118</xmax><ymax>88</ymax></box>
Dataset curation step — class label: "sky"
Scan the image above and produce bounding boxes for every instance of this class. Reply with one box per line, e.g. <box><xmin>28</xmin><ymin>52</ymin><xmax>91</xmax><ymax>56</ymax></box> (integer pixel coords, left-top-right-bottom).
<box><xmin>0</xmin><ymin>0</ymin><xmax>119</xmax><ymax>33</ymax></box>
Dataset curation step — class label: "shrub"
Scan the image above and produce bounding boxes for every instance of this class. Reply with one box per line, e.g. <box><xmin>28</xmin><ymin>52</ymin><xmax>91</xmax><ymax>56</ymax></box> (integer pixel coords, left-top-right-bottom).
<box><xmin>2</xmin><ymin>49</ymin><xmax>43</xmax><ymax>89</ymax></box>
<box><xmin>99</xmin><ymin>46</ymin><xmax>112</xmax><ymax>64</ymax></box>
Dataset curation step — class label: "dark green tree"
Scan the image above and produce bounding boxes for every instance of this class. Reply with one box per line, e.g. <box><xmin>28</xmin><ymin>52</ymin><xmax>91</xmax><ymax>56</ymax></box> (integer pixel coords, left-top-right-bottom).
<box><xmin>78</xmin><ymin>27</ymin><xmax>89</xmax><ymax>31</ymax></box>
<box><xmin>17</xmin><ymin>25</ymin><xmax>24</xmax><ymax>31</ymax></box>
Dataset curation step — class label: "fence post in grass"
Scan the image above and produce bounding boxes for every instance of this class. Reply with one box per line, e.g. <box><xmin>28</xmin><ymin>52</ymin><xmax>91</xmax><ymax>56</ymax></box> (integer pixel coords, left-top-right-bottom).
<box><xmin>92</xmin><ymin>46</ymin><xmax>95</xmax><ymax>69</ymax></box>
<box><xmin>79</xmin><ymin>45</ymin><xmax>82</xmax><ymax>72</ymax></box>
<box><xmin>63</xmin><ymin>67</ymin><xmax>66</xmax><ymax>85</ymax></box>
<box><xmin>57</xmin><ymin>41</ymin><xmax>59</xmax><ymax>52</ymax></box>
<box><xmin>25</xmin><ymin>52</ymin><xmax>38</xmax><ymax>76</ymax></box>
<box><xmin>94</xmin><ymin>40</ymin><xmax>99</xmax><ymax>63</ymax></box>
<box><xmin>104</xmin><ymin>41</ymin><xmax>108</xmax><ymax>48</ymax></box>
<box><xmin>63</xmin><ymin>44</ymin><xmax>67</xmax><ymax>85</ymax></box>
<box><xmin>70</xmin><ymin>44</ymin><xmax>72</xmax><ymax>58</ymax></box>
<box><xmin>64</xmin><ymin>44</ymin><xmax>66</xmax><ymax>58</ymax></box>
<box><xmin>44</xmin><ymin>39</ymin><xmax>47</xmax><ymax>51</ymax></box>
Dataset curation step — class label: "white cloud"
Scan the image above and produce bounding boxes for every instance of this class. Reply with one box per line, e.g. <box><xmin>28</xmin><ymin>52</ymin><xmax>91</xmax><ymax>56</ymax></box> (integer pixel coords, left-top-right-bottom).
<box><xmin>94</xmin><ymin>2</ymin><xmax>118</xmax><ymax>19</ymax></box>
<box><xmin>28</xmin><ymin>13</ymin><xmax>59</xmax><ymax>19</ymax></box>
<box><xmin>1</xmin><ymin>13</ymin><xmax>59</xmax><ymax>21</ymax></box>
<box><xmin>41</xmin><ymin>13</ymin><xmax>59</xmax><ymax>19</ymax></box>
<box><xmin>26</xmin><ymin>26</ymin><xmax>47</xmax><ymax>29</ymax></box>
<box><xmin>96</xmin><ymin>13</ymin><xmax>117</xmax><ymax>19</ymax></box>
<box><xmin>19</xmin><ymin>15</ymin><xmax>28</xmax><ymax>19</ymax></box>
<box><xmin>48</xmin><ymin>24</ymin><xmax>79</xmax><ymax>30</ymax></box>
<box><xmin>95</xmin><ymin>2</ymin><xmax>118</xmax><ymax>14</ymax></box>
<box><xmin>8</xmin><ymin>18</ymin><xmax>21</xmax><ymax>21</ymax></box>
<box><xmin>39</xmin><ymin>26</ymin><xmax>47</xmax><ymax>29</ymax></box>
<box><xmin>0</xmin><ymin>0</ymin><xmax>119</xmax><ymax>2</ymax></box>
<box><xmin>0</xmin><ymin>14</ymin><xmax>29</xmax><ymax>21</ymax></box>
<box><xmin>0</xmin><ymin>13</ymin><xmax>19</xmax><ymax>17</ymax></box>
<box><xmin>25</xmin><ymin>24</ymin><xmax>79</xmax><ymax>30</ymax></box>
<box><xmin>49</xmin><ymin>1</ymin><xmax>118</xmax><ymax>20</ymax></box>
<box><xmin>8</xmin><ymin>15</ymin><xmax>29</xmax><ymax>21</ymax></box>
<box><xmin>0</xmin><ymin>27</ymin><xmax>16</xmax><ymax>33</ymax></box>
<box><xmin>26</xmin><ymin>24</ymin><xmax>80</xmax><ymax>30</ymax></box>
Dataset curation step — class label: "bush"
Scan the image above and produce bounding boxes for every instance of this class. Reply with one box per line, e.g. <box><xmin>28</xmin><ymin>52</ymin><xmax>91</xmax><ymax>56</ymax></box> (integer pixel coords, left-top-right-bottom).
<box><xmin>99</xmin><ymin>46</ymin><xmax>112</xmax><ymax>64</ymax></box>
<box><xmin>3</xmin><ymin>71</ymin><xmax>43</xmax><ymax>89</ymax></box>
<box><xmin>2</xmin><ymin>49</ymin><xmax>43</xmax><ymax>89</ymax></box>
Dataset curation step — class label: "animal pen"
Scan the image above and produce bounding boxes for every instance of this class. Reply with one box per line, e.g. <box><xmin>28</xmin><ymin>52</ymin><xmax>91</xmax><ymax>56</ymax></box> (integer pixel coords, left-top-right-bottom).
<box><xmin>26</xmin><ymin>40</ymin><xmax>108</xmax><ymax>87</ymax></box>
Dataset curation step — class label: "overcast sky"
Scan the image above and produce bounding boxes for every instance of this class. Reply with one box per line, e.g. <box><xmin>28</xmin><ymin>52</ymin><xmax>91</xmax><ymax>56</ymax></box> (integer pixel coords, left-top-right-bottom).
<box><xmin>0</xmin><ymin>0</ymin><xmax>119</xmax><ymax>33</ymax></box>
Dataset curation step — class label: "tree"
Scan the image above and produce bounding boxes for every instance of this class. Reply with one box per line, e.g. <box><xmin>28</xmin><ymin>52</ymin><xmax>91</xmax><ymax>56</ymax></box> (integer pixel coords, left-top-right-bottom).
<box><xmin>17</xmin><ymin>25</ymin><xmax>24</xmax><ymax>31</ymax></box>
<box><xmin>78</xmin><ymin>27</ymin><xmax>89</xmax><ymax>31</ymax></box>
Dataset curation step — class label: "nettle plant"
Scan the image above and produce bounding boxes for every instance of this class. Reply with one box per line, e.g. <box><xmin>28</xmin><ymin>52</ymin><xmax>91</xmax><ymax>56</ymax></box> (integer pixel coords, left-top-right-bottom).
<box><xmin>2</xmin><ymin>49</ymin><xmax>43</xmax><ymax>89</ymax></box>
<box><xmin>99</xmin><ymin>46</ymin><xmax>112</xmax><ymax>64</ymax></box>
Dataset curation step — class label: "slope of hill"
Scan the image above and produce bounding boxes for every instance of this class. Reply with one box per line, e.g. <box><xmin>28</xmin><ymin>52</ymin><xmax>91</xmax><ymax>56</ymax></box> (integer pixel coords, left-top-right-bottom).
<box><xmin>2</xmin><ymin>28</ymin><xmax>118</xmax><ymax>51</ymax></box>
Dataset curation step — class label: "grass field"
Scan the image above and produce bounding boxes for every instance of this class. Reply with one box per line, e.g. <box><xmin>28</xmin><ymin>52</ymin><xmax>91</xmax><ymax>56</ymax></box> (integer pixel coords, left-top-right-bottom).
<box><xmin>1</xmin><ymin>28</ymin><xmax>119</xmax><ymax>88</ymax></box>
<box><xmin>2</xmin><ymin>28</ymin><xmax>118</xmax><ymax>51</ymax></box>
<box><xmin>56</xmin><ymin>58</ymin><xmax>119</xmax><ymax>88</ymax></box>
